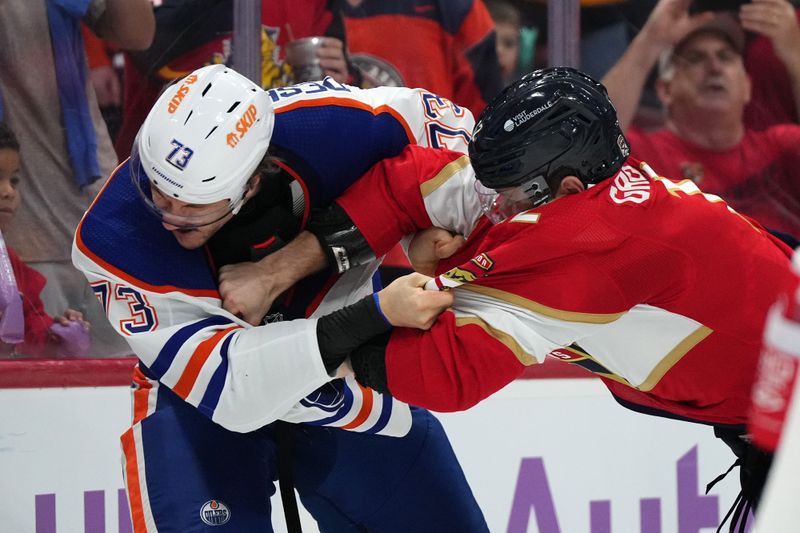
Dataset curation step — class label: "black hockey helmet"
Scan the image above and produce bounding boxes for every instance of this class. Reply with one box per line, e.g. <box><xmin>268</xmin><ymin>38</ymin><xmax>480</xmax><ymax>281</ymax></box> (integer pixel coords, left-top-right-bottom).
<box><xmin>468</xmin><ymin>66</ymin><xmax>629</xmax><ymax>207</ymax></box>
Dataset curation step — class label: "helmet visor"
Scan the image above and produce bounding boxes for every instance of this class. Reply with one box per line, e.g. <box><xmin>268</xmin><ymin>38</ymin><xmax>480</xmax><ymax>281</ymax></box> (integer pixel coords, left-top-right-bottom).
<box><xmin>130</xmin><ymin>149</ymin><xmax>244</xmax><ymax>230</ymax></box>
<box><xmin>475</xmin><ymin>180</ymin><xmax>537</xmax><ymax>224</ymax></box>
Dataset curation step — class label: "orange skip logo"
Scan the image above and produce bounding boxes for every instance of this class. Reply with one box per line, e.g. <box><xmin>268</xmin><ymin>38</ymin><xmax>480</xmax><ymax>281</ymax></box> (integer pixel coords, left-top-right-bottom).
<box><xmin>226</xmin><ymin>104</ymin><xmax>258</xmax><ymax>148</ymax></box>
<box><xmin>167</xmin><ymin>74</ymin><xmax>199</xmax><ymax>114</ymax></box>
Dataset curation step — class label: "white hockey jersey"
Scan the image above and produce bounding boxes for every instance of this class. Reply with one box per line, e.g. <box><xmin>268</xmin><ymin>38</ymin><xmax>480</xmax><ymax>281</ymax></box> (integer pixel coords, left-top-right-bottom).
<box><xmin>73</xmin><ymin>79</ymin><xmax>475</xmax><ymax>434</ymax></box>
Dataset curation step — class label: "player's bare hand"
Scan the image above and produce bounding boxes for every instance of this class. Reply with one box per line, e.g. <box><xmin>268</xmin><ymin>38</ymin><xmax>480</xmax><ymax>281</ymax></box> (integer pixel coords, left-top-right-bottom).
<box><xmin>218</xmin><ymin>261</ymin><xmax>279</xmax><ymax>326</ymax></box>
<box><xmin>377</xmin><ymin>272</ymin><xmax>454</xmax><ymax>329</ymax></box>
<box><xmin>740</xmin><ymin>0</ymin><xmax>800</xmax><ymax>67</ymax></box>
<box><xmin>317</xmin><ymin>37</ymin><xmax>349</xmax><ymax>83</ymax></box>
<box><xmin>219</xmin><ymin>232</ymin><xmax>329</xmax><ymax>324</ymax></box>
<box><xmin>408</xmin><ymin>227</ymin><xmax>466</xmax><ymax>276</ymax></box>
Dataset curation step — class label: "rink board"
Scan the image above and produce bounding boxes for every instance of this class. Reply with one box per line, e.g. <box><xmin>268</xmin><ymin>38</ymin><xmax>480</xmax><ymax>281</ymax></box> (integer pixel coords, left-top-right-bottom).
<box><xmin>0</xmin><ymin>358</ymin><xmax>745</xmax><ymax>533</ymax></box>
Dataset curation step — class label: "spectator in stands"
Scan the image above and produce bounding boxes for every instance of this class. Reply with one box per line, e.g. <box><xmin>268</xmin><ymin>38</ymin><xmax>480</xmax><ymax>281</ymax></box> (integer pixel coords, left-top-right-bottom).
<box><xmin>82</xmin><ymin>24</ymin><xmax>124</xmax><ymax>142</ymax></box>
<box><xmin>338</xmin><ymin>0</ymin><xmax>505</xmax><ymax>116</ymax></box>
<box><xmin>740</xmin><ymin>0</ymin><xmax>800</xmax><ymax>129</ymax></box>
<box><xmin>485</xmin><ymin>0</ymin><xmax>536</xmax><ymax>84</ymax></box>
<box><xmin>115</xmin><ymin>0</ymin><xmax>352</xmax><ymax>159</ymax></box>
<box><xmin>0</xmin><ymin>0</ymin><xmax>154</xmax><ymax>357</ymax></box>
<box><xmin>0</xmin><ymin>123</ymin><xmax>90</xmax><ymax>359</ymax></box>
<box><xmin>602</xmin><ymin>0</ymin><xmax>800</xmax><ymax>242</ymax></box>
<box><xmin>523</xmin><ymin>0</ymin><xmax>655</xmax><ymax>79</ymax></box>
<box><xmin>580</xmin><ymin>0</ymin><xmax>636</xmax><ymax>79</ymax></box>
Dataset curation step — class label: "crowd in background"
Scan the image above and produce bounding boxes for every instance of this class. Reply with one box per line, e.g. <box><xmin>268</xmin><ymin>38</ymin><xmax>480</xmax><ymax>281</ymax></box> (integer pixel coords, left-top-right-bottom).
<box><xmin>0</xmin><ymin>0</ymin><xmax>798</xmax><ymax>360</ymax></box>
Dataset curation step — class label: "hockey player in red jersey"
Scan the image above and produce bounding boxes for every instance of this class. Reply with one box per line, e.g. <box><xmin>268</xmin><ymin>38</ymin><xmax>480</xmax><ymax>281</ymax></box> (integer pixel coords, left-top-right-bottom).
<box><xmin>303</xmin><ymin>67</ymin><xmax>796</xmax><ymax>532</ymax></box>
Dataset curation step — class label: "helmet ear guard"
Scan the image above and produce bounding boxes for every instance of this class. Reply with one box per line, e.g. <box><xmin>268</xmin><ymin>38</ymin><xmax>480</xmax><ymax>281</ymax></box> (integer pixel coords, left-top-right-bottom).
<box><xmin>468</xmin><ymin>66</ymin><xmax>629</xmax><ymax>216</ymax></box>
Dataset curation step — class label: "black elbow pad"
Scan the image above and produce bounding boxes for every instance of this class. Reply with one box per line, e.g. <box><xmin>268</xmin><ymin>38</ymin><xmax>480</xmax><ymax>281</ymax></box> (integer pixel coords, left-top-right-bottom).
<box><xmin>307</xmin><ymin>203</ymin><xmax>375</xmax><ymax>273</ymax></box>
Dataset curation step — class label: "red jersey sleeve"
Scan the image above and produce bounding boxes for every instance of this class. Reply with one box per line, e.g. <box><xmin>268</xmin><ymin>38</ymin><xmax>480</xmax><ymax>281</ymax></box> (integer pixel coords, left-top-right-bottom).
<box><xmin>386</xmin><ymin>309</ymin><xmax>525</xmax><ymax>412</ymax></box>
<box><xmin>335</xmin><ymin>145</ymin><xmax>467</xmax><ymax>256</ymax></box>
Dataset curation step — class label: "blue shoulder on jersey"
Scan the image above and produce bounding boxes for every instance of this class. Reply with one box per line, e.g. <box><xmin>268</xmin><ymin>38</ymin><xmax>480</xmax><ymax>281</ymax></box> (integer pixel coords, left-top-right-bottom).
<box><xmin>270</xmin><ymin>84</ymin><xmax>413</xmax><ymax>206</ymax></box>
<box><xmin>77</xmin><ymin>161</ymin><xmax>218</xmax><ymax>293</ymax></box>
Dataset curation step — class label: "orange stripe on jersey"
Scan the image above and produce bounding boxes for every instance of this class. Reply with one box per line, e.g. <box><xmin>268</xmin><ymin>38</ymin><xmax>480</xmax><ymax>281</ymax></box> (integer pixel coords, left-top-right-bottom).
<box><xmin>75</xmin><ymin>225</ymin><xmax>221</xmax><ymax>299</ymax></box>
<box><xmin>341</xmin><ymin>384</ymin><xmax>374</xmax><ymax>429</ymax></box>
<box><xmin>74</xmin><ymin>159</ymin><xmax>221</xmax><ymax>300</ymax></box>
<box><xmin>275</xmin><ymin>97</ymin><xmax>415</xmax><ymax>143</ymax></box>
<box><xmin>121</xmin><ymin>428</ymin><xmax>148</xmax><ymax>533</ymax></box>
<box><xmin>173</xmin><ymin>326</ymin><xmax>241</xmax><ymax>399</ymax></box>
<box><xmin>132</xmin><ymin>366</ymin><xmax>153</xmax><ymax>425</ymax></box>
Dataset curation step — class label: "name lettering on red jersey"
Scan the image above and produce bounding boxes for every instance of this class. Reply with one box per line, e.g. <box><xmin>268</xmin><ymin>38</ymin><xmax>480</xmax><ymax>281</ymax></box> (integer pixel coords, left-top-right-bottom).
<box><xmin>609</xmin><ymin>165</ymin><xmax>651</xmax><ymax>205</ymax></box>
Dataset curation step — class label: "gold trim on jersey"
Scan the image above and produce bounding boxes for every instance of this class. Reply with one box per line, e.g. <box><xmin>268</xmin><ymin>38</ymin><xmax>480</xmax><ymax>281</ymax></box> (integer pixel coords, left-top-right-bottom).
<box><xmin>420</xmin><ymin>155</ymin><xmax>471</xmax><ymax>197</ymax></box>
<box><xmin>458</xmin><ymin>284</ymin><xmax>625</xmax><ymax>324</ymax></box>
<box><xmin>455</xmin><ymin>316</ymin><xmax>537</xmax><ymax>365</ymax></box>
<box><xmin>637</xmin><ymin>325</ymin><xmax>712</xmax><ymax>391</ymax></box>
<box><xmin>653</xmin><ymin>177</ymin><xmax>763</xmax><ymax>233</ymax></box>
<box><xmin>510</xmin><ymin>212</ymin><xmax>541</xmax><ymax>224</ymax></box>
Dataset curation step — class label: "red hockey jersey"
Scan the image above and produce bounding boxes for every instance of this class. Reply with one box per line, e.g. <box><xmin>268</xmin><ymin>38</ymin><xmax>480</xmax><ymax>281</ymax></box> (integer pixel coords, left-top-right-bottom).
<box><xmin>336</xmin><ymin>145</ymin><xmax>795</xmax><ymax>426</ymax></box>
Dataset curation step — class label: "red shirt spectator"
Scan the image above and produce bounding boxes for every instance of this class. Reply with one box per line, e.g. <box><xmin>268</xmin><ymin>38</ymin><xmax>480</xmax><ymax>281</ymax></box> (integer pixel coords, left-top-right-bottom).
<box><xmin>743</xmin><ymin>7</ymin><xmax>800</xmax><ymax>130</ymax></box>
<box><xmin>627</xmin><ymin>125</ymin><xmax>800</xmax><ymax>237</ymax></box>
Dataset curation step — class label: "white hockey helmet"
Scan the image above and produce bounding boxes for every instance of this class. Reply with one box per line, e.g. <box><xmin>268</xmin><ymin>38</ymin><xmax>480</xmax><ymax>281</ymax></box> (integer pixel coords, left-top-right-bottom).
<box><xmin>131</xmin><ymin>64</ymin><xmax>275</xmax><ymax>227</ymax></box>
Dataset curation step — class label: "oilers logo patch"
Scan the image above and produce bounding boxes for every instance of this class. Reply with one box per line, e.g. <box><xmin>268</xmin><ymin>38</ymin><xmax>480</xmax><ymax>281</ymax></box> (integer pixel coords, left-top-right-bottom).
<box><xmin>200</xmin><ymin>500</ymin><xmax>231</xmax><ymax>526</ymax></box>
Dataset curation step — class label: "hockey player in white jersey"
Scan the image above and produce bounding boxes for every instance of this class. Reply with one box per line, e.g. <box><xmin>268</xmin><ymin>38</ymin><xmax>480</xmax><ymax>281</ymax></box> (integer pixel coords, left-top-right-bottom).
<box><xmin>73</xmin><ymin>64</ymin><xmax>487</xmax><ymax>532</ymax></box>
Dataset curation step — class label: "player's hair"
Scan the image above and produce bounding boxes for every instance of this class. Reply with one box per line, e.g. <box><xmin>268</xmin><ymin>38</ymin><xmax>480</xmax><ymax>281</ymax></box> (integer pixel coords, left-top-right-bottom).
<box><xmin>485</xmin><ymin>0</ymin><xmax>521</xmax><ymax>27</ymax></box>
<box><xmin>256</xmin><ymin>149</ymin><xmax>282</xmax><ymax>180</ymax></box>
<box><xmin>0</xmin><ymin>122</ymin><xmax>20</xmax><ymax>152</ymax></box>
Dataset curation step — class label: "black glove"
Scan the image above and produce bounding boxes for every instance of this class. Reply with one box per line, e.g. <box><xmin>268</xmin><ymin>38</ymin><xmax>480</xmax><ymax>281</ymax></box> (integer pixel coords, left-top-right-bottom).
<box><xmin>307</xmin><ymin>203</ymin><xmax>375</xmax><ymax>273</ymax></box>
